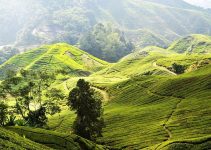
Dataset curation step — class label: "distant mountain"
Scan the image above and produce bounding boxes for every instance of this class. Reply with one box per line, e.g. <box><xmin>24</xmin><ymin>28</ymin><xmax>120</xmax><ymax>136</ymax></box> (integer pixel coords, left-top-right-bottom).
<box><xmin>1</xmin><ymin>0</ymin><xmax>211</xmax><ymax>61</ymax></box>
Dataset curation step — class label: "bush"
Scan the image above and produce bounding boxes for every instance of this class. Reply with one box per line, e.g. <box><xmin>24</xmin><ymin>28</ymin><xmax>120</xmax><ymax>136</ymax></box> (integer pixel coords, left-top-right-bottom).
<box><xmin>0</xmin><ymin>102</ymin><xmax>8</xmax><ymax>126</ymax></box>
<box><xmin>172</xmin><ymin>63</ymin><xmax>186</xmax><ymax>74</ymax></box>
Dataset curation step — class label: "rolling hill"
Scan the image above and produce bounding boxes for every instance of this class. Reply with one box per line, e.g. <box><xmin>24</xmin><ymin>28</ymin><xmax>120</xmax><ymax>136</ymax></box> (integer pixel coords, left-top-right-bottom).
<box><xmin>0</xmin><ymin>43</ymin><xmax>109</xmax><ymax>79</ymax></box>
<box><xmin>168</xmin><ymin>34</ymin><xmax>211</xmax><ymax>53</ymax></box>
<box><xmin>94</xmin><ymin>40</ymin><xmax>211</xmax><ymax>78</ymax></box>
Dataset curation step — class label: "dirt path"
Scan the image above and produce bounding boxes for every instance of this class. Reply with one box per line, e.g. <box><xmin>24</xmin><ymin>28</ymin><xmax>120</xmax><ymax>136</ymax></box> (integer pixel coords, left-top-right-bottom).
<box><xmin>153</xmin><ymin>62</ymin><xmax>177</xmax><ymax>76</ymax></box>
<box><xmin>140</xmin><ymin>85</ymin><xmax>184</xmax><ymax>150</ymax></box>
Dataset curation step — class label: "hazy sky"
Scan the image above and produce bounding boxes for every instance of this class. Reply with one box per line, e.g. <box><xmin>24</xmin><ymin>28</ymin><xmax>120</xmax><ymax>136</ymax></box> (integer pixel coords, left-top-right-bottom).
<box><xmin>184</xmin><ymin>0</ymin><xmax>211</xmax><ymax>8</ymax></box>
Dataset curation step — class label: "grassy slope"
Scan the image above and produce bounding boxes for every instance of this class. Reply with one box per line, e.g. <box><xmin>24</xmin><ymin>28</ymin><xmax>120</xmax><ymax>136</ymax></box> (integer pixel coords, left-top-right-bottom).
<box><xmin>168</xmin><ymin>34</ymin><xmax>211</xmax><ymax>53</ymax></box>
<box><xmin>48</xmin><ymin>58</ymin><xmax>211</xmax><ymax>149</ymax></box>
<box><xmin>0</xmin><ymin>43</ymin><xmax>109</xmax><ymax>78</ymax></box>
<box><xmin>97</xmin><ymin>64</ymin><xmax>211</xmax><ymax>149</ymax></box>
<box><xmin>94</xmin><ymin>46</ymin><xmax>175</xmax><ymax>78</ymax></box>
<box><xmin>0</xmin><ymin>127</ymin><xmax>51</xmax><ymax>150</ymax></box>
<box><xmin>95</xmin><ymin>45</ymin><xmax>211</xmax><ymax>78</ymax></box>
<box><xmin>7</xmin><ymin>126</ymin><xmax>106</xmax><ymax>150</ymax></box>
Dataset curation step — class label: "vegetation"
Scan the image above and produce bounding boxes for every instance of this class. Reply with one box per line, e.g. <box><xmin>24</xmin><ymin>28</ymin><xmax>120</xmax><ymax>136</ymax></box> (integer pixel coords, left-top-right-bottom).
<box><xmin>0</xmin><ymin>70</ymin><xmax>64</xmax><ymax>127</ymax></box>
<box><xmin>0</xmin><ymin>46</ymin><xmax>19</xmax><ymax>65</ymax></box>
<box><xmin>168</xmin><ymin>34</ymin><xmax>211</xmax><ymax>54</ymax></box>
<box><xmin>0</xmin><ymin>43</ymin><xmax>109</xmax><ymax>79</ymax></box>
<box><xmin>80</xmin><ymin>23</ymin><xmax>134</xmax><ymax>62</ymax></box>
<box><xmin>7</xmin><ymin>126</ymin><xmax>106</xmax><ymax>150</ymax></box>
<box><xmin>0</xmin><ymin>102</ymin><xmax>8</xmax><ymax>126</ymax></box>
<box><xmin>172</xmin><ymin>63</ymin><xmax>185</xmax><ymax>74</ymax></box>
<box><xmin>0</xmin><ymin>0</ymin><xmax>211</xmax><ymax>149</ymax></box>
<box><xmin>2</xmin><ymin>0</ymin><xmax>211</xmax><ymax>61</ymax></box>
<box><xmin>68</xmin><ymin>79</ymin><xmax>104</xmax><ymax>141</ymax></box>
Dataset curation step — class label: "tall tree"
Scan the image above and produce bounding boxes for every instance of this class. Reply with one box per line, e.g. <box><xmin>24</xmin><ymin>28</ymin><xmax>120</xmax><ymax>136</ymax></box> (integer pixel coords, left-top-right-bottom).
<box><xmin>67</xmin><ymin>79</ymin><xmax>104</xmax><ymax>141</ymax></box>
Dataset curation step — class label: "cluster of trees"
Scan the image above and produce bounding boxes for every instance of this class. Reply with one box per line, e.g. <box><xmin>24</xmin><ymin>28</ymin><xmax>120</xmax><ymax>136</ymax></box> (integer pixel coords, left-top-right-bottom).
<box><xmin>172</xmin><ymin>63</ymin><xmax>186</xmax><ymax>74</ymax></box>
<box><xmin>0</xmin><ymin>70</ymin><xmax>104</xmax><ymax>141</ymax></box>
<box><xmin>0</xmin><ymin>70</ymin><xmax>65</xmax><ymax>127</ymax></box>
<box><xmin>80</xmin><ymin>23</ymin><xmax>134</xmax><ymax>62</ymax></box>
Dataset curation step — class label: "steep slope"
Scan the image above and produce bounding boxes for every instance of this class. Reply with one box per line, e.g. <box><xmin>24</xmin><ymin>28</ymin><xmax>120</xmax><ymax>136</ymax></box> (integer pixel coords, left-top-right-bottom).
<box><xmin>0</xmin><ymin>43</ymin><xmax>108</xmax><ymax>78</ymax></box>
<box><xmin>168</xmin><ymin>34</ymin><xmax>211</xmax><ymax>53</ymax></box>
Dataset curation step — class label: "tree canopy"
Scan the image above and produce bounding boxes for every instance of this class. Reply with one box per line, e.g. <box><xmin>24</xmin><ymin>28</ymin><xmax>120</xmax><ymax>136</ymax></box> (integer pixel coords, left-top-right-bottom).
<box><xmin>67</xmin><ymin>79</ymin><xmax>104</xmax><ymax>141</ymax></box>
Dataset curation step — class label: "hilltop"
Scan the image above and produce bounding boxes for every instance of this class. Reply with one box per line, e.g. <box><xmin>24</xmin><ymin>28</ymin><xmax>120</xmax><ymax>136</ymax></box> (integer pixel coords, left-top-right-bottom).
<box><xmin>168</xmin><ymin>34</ymin><xmax>211</xmax><ymax>53</ymax></box>
<box><xmin>0</xmin><ymin>43</ymin><xmax>108</xmax><ymax>78</ymax></box>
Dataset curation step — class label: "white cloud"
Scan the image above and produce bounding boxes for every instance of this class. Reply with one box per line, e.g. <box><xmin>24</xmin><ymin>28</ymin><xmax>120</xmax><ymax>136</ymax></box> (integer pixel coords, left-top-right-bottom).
<box><xmin>184</xmin><ymin>0</ymin><xmax>211</xmax><ymax>8</ymax></box>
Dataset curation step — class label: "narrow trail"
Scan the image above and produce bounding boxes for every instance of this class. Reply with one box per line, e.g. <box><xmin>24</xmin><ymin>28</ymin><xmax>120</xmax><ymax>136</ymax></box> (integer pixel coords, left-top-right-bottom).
<box><xmin>140</xmin><ymin>85</ymin><xmax>184</xmax><ymax>150</ymax></box>
<box><xmin>153</xmin><ymin>62</ymin><xmax>177</xmax><ymax>76</ymax></box>
<box><xmin>155</xmin><ymin>97</ymin><xmax>183</xmax><ymax>150</ymax></box>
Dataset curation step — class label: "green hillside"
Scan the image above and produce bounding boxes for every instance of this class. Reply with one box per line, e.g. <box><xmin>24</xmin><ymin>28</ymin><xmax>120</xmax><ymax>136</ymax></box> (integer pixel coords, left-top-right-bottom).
<box><xmin>0</xmin><ymin>126</ymin><xmax>107</xmax><ymax>150</ymax></box>
<box><xmin>168</xmin><ymin>34</ymin><xmax>211</xmax><ymax>53</ymax></box>
<box><xmin>7</xmin><ymin>126</ymin><xmax>106</xmax><ymax>150</ymax></box>
<box><xmin>0</xmin><ymin>43</ymin><xmax>108</xmax><ymax>78</ymax></box>
<box><xmin>95</xmin><ymin>45</ymin><xmax>211</xmax><ymax>78</ymax></box>
<box><xmin>0</xmin><ymin>127</ymin><xmax>51</xmax><ymax>149</ymax></box>
<box><xmin>43</xmin><ymin>38</ymin><xmax>211</xmax><ymax>149</ymax></box>
<box><xmin>48</xmin><ymin>63</ymin><xmax>211</xmax><ymax>149</ymax></box>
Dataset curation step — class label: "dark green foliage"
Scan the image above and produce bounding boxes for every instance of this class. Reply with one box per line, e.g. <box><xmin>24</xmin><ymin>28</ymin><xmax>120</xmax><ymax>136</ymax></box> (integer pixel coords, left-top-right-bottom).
<box><xmin>1</xmin><ymin>69</ymin><xmax>65</xmax><ymax>127</ymax></box>
<box><xmin>27</xmin><ymin>107</ymin><xmax>47</xmax><ymax>127</ymax></box>
<box><xmin>172</xmin><ymin>63</ymin><xmax>185</xmax><ymax>74</ymax></box>
<box><xmin>0</xmin><ymin>102</ymin><xmax>8</xmax><ymax>126</ymax></box>
<box><xmin>6</xmin><ymin>114</ymin><xmax>16</xmax><ymax>126</ymax></box>
<box><xmin>80</xmin><ymin>23</ymin><xmax>134</xmax><ymax>62</ymax></box>
<box><xmin>68</xmin><ymin>79</ymin><xmax>104</xmax><ymax>141</ymax></box>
